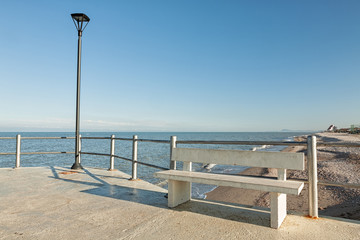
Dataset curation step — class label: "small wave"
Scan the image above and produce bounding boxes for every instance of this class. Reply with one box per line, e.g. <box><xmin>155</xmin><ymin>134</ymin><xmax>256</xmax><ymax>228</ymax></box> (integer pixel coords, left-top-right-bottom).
<box><xmin>202</xmin><ymin>186</ymin><xmax>218</xmax><ymax>199</ymax></box>
<box><xmin>284</xmin><ymin>136</ymin><xmax>295</xmax><ymax>142</ymax></box>
<box><xmin>251</xmin><ymin>145</ymin><xmax>271</xmax><ymax>151</ymax></box>
<box><xmin>192</xmin><ymin>184</ymin><xmax>218</xmax><ymax>199</ymax></box>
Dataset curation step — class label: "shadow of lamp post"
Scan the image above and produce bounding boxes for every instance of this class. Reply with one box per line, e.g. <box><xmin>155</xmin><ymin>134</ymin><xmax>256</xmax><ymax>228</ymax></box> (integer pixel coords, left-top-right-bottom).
<box><xmin>70</xmin><ymin>13</ymin><xmax>90</xmax><ymax>170</ymax></box>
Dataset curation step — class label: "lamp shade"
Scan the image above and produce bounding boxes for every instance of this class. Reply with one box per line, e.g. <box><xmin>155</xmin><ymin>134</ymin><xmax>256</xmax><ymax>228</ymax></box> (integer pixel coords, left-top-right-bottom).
<box><xmin>71</xmin><ymin>13</ymin><xmax>90</xmax><ymax>32</ymax></box>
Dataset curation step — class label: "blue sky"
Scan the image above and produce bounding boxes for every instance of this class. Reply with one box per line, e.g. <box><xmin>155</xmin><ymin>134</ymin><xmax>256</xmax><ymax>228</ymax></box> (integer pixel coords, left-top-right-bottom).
<box><xmin>0</xmin><ymin>0</ymin><xmax>359</xmax><ymax>132</ymax></box>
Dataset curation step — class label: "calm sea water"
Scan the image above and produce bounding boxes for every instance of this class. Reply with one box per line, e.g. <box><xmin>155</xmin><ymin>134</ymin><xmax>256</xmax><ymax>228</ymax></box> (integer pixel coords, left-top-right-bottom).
<box><xmin>0</xmin><ymin>132</ymin><xmax>312</xmax><ymax>198</ymax></box>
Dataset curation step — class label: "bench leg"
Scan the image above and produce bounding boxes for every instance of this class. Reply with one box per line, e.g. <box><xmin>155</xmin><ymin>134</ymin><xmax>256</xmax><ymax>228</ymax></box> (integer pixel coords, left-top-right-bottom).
<box><xmin>270</xmin><ymin>192</ymin><xmax>287</xmax><ymax>229</ymax></box>
<box><xmin>168</xmin><ymin>180</ymin><xmax>191</xmax><ymax>208</ymax></box>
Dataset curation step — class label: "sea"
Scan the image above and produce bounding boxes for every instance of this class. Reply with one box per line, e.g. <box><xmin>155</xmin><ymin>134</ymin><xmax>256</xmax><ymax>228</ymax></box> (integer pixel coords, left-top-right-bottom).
<box><xmin>0</xmin><ymin>132</ymin><xmax>312</xmax><ymax>198</ymax></box>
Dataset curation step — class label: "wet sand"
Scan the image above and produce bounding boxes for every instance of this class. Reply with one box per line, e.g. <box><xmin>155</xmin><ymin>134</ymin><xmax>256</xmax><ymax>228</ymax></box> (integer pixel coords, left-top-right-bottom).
<box><xmin>205</xmin><ymin>132</ymin><xmax>360</xmax><ymax>220</ymax></box>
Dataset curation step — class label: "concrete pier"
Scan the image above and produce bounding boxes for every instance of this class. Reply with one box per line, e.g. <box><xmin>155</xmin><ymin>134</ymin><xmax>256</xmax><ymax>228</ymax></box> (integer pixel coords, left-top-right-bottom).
<box><xmin>0</xmin><ymin>167</ymin><xmax>359</xmax><ymax>239</ymax></box>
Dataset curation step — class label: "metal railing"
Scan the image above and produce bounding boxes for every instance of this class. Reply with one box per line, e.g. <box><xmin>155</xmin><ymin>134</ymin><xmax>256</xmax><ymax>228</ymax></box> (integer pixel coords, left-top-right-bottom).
<box><xmin>80</xmin><ymin>135</ymin><xmax>172</xmax><ymax>176</ymax></box>
<box><xmin>1</xmin><ymin>133</ymin><xmax>360</xmax><ymax>218</ymax></box>
<box><xmin>0</xmin><ymin>135</ymin><xmax>75</xmax><ymax>168</ymax></box>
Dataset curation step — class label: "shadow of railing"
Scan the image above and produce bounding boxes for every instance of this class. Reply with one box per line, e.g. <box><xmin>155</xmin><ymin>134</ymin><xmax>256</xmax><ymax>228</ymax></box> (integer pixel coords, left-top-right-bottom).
<box><xmin>48</xmin><ymin>166</ymin><xmax>168</xmax><ymax>208</ymax></box>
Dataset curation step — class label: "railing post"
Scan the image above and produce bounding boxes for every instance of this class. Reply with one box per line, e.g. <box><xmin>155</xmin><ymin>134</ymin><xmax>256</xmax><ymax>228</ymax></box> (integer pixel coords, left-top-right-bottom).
<box><xmin>131</xmin><ymin>135</ymin><xmax>138</xmax><ymax>180</ymax></box>
<box><xmin>109</xmin><ymin>134</ymin><xmax>115</xmax><ymax>171</ymax></box>
<box><xmin>79</xmin><ymin>134</ymin><xmax>82</xmax><ymax>164</ymax></box>
<box><xmin>307</xmin><ymin>135</ymin><xmax>318</xmax><ymax>218</ymax></box>
<box><xmin>170</xmin><ymin>136</ymin><xmax>177</xmax><ymax>170</ymax></box>
<box><xmin>15</xmin><ymin>134</ymin><xmax>21</xmax><ymax>168</ymax></box>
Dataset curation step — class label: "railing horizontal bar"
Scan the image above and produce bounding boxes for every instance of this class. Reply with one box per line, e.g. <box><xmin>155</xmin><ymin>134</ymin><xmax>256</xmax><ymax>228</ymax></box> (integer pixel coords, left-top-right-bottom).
<box><xmin>113</xmin><ymin>155</ymin><xmax>132</xmax><ymax>162</ymax></box>
<box><xmin>177</xmin><ymin>140</ymin><xmax>308</xmax><ymax>146</ymax></box>
<box><xmin>287</xmin><ymin>177</ymin><xmax>308</xmax><ymax>182</ymax></box>
<box><xmin>80</xmin><ymin>137</ymin><xmax>133</xmax><ymax>141</ymax></box>
<box><xmin>80</xmin><ymin>152</ymin><xmax>168</xmax><ymax>170</ymax></box>
<box><xmin>80</xmin><ymin>152</ymin><xmax>132</xmax><ymax>162</ymax></box>
<box><xmin>80</xmin><ymin>137</ymin><xmax>111</xmax><ymax>140</ymax></box>
<box><xmin>114</xmin><ymin>137</ymin><xmax>132</xmax><ymax>141</ymax></box>
<box><xmin>21</xmin><ymin>137</ymin><xmax>75</xmax><ymax>139</ymax></box>
<box><xmin>316</xmin><ymin>142</ymin><xmax>360</xmax><ymax>148</ymax></box>
<box><xmin>215</xmin><ymin>175</ymin><xmax>359</xmax><ymax>189</ymax></box>
<box><xmin>276</xmin><ymin>177</ymin><xmax>360</xmax><ymax>188</ymax></box>
<box><xmin>13</xmin><ymin>136</ymin><xmax>360</xmax><ymax>148</ymax></box>
<box><xmin>317</xmin><ymin>181</ymin><xmax>360</xmax><ymax>189</ymax></box>
<box><xmin>21</xmin><ymin>152</ymin><xmax>75</xmax><ymax>155</ymax></box>
<box><xmin>81</xmin><ymin>151</ymin><xmax>113</xmax><ymax>157</ymax></box>
<box><xmin>137</xmin><ymin>139</ymin><xmax>170</xmax><ymax>143</ymax></box>
<box><xmin>176</xmin><ymin>140</ymin><xmax>360</xmax><ymax>148</ymax></box>
<box><xmin>134</xmin><ymin>161</ymin><xmax>169</xmax><ymax>170</ymax></box>
<box><xmin>0</xmin><ymin>152</ymin><xmax>16</xmax><ymax>155</ymax></box>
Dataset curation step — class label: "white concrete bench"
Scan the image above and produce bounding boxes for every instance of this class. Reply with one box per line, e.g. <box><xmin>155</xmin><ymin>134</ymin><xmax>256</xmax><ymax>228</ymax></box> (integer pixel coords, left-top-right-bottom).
<box><xmin>154</xmin><ymin>148</ymin><xmax>305</xmax><ymax>229</ymax></box>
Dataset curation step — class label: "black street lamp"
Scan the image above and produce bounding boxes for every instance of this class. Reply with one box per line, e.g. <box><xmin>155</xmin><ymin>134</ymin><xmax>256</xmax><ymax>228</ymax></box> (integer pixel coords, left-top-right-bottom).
<box><xmin>71</xmin><ymin>13</ymin><xmax>90</xmax><ymax>170</ymax></box>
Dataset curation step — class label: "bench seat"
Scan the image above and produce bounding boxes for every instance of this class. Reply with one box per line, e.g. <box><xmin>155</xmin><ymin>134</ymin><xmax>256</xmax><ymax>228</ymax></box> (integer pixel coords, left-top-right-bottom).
<box><xmin>154</xmin><ymin>148</ymin><xmax>305</xmax><ymax>228</ymax></box>
<box><xmin>154</xmin><ymin>170</ymin><xmax>304</xmax><ymax>195</ymax></box>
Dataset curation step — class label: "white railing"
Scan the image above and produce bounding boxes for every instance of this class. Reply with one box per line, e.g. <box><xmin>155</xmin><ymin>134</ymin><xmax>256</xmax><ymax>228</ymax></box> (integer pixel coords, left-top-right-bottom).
<box><xmin>0</xmin><ymin>135</ymin><xmax>76</xmax><ymax>168</ymax></box>
<box><xmin>1</xmin><ymin>134</ymin><xmax>360</xmax><ymax>218</ymax></box>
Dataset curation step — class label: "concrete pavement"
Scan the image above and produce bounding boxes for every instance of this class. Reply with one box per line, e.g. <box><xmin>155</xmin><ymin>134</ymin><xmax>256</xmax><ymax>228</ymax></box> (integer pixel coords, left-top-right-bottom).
<box><xmin>0</xmin><ymin>167</ymin><xmax>359</xmax><ymax>240</ymax></box>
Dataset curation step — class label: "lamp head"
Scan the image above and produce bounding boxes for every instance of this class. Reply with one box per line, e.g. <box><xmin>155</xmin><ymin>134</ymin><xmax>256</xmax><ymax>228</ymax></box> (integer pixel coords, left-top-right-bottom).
<box><xmin>71</xmin><ymin>13</ymin><xmax>90</xmax><ymax>34</ymax></box>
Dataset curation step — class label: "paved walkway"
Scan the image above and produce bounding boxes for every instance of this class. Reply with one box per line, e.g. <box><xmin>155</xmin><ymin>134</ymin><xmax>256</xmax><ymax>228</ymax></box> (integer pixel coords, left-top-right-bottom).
<box><xmin>0</xmin><ymin>167</ymin><xmax>359</xmax><ymax>239</ymax></box>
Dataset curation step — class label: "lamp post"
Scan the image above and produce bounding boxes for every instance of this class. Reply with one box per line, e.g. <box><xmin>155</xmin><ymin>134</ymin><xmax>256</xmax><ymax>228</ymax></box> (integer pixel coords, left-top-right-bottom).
<box><xmin>71</xmin><ymin>13</ymin><xmax>90</xmax><ymax>170</ymax></box>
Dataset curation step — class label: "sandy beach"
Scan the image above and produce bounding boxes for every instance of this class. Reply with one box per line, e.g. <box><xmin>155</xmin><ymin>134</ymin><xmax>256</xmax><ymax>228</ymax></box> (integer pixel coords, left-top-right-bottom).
<box><xmin>205</xmin><ymin>132</ymin><xmax>360</xmax><ymax>220</ymax></box>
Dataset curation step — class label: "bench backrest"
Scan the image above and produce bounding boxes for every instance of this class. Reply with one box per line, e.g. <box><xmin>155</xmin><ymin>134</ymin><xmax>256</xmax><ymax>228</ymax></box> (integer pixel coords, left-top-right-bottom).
<box><xmin>171</xmin><ymin>148</ymin><xmax>304</xmax><ymax>170</ymax></box>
